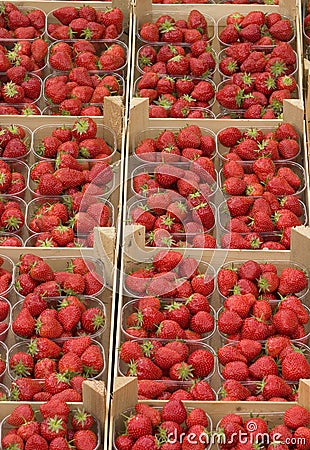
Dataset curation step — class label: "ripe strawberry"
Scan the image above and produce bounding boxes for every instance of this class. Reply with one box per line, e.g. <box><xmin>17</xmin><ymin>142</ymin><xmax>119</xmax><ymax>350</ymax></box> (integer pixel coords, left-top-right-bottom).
<box><xmin>284</xmin><ymin>406</ymin><xmax>310</xmax><ymax>430</ymax></box>
<box><xmin>281</xmin><ymin>350</ymin><xmax>310</xmax><ymax>380</ymax></box>
<box><xmin>7</xmin><ymin>404</ymin><xmax>34</xmax><ymax>426</ymax></box>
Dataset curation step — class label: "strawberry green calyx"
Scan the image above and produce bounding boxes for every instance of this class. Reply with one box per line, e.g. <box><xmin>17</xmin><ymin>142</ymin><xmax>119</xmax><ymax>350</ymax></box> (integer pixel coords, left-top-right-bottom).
<box><xmin>37</xmin><ymin>238</ymin><xmax>56</xmax><ymax>247</ymax></box>
<box><xmin>72</xmin><ymin>119</ymin><xmax>90</xmax><ymax>137</ymax></box>
<box><xmin>159</xmin><ymin>20</ymin><xmax>176</xmax><ymax>34</ymax></box>
<box><xmin>21</xmin><ymin>106</ymin><xmax>36</xmax><ymax>116</ymax></box>
<box><xmin>154</xmin><ymin>96</ymin><xmax>173</xmax><ymax>110</ymax></box>
<box><xmin>47</xmin><ymin>416</ymin><xmax>65</xmax><ymax>433</ymax></box>
<box><xmin>81</xmin><ymin>28</ymin><xmax>93</xmax><ymax>40</ymax></box>
<box><xmin>165</xmin><ymin>301</ymin><xmax>182</xmax><ymax>312</ymax></box>
<box><xmin>141</xmin><ymin>340</ymin><xmax>154</xmax><ymax>357</ymax></box>
<box><xmin>10</xmin><ymin>360</ymin><xmax>31</xmax><ymax>377</ymax></box>
<box><xmin>91</xmin><ymin>312</ymin><xmax>105</xmax><ymax>330</ymax></box>
<box><xmin>174</xmin><ymin>361</ymin><xmax>194</xmax><ymax>381</ymax></box>
<box><xmin>73</xmin><ymin>408</ymin><xmax>92</xmax><ymax>428</ymax></box>
<box><xmin>3</xmin><ymin>81</ymin><xmax>19</xmax><ymax>98</ymax></box>
<box><xmin>270</xmin><ymin>60</ymin><xmax>287</xmax><ymax>77</ymax></box>
<box><xmin>139</xmin><ymin>55</ymin><xmax>151</xmax><ymax>68</ymax></box>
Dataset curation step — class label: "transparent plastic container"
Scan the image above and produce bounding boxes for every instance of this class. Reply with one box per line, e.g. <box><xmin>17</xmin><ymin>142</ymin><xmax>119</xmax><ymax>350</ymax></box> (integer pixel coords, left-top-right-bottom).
<box><xmin>133</xmin><ymin>127</ymin><xmax>217</xmax><ymax>163</ymax></box>
<box><xmin>216</xmin><ymin>125</ymin><xmax>302</xmax><ymax>163</ymax></box>
<box><xmin>8</xmin><ymin>338</ymin><xmax>106</xmax><ymax>381</ymax></box>
<box><xmin>216</xmin><ymin>259</ymin><xmax>309</xmax><ymax>300</ymax></box>
<box><xmin>26</xmin><ymin>195</ymin><xmax>114</xmax><ymax>234</ymax></box>
<box><xmin>32</xmin><ymin>122</ymin><xmax>117</xmax><ymax>162</ymax></box>
<box><xmin>0</xmin><ymin>125</ymin><xmax>32</xmax><ymax>161</ymax></box>
<box><xmin>130</xmin><ymin>162</ymin><xmax>218</xmax><ymax>199</ymax></box>
<box><xmin>14</xmin><ymin>255</ymin><xmax>105</xmax><ymax>299</ymax></box>
<box><xmin>27</xmin><ymin>161</ymin><xmax>115</xmax><ymax>199</ymax></box>
<box><xmin>123</xmin><ymin>259</ymin><xmax>216</xmax><ymax>298</ymax></box>
<box><xmin>0</xmin><ymin>6</ymin><xmax>46</xmax><ymax>43</ymax></box>
<box><xmin>137</xmin><ymin>43</ymin><xmax>217</xmax><ymax>79</ymax></box>
<box><xmin>219</xmin><ymin>161</ymin><xmax>306</xmax><ymax>198</ymax></box>
<box><xmin>113</xmin><ymin>407</ymin><xmax>212</xmax><ymax>450</ymax></box>
<box><xmin>11</xmin><ymin>295</ymin><xmax>106</xmax><ymax>342</ymax></box>
<box><xmin>217</xmin><ymin>341</ymin><xmax>310</xmax><ymax>381</ymax></box>
<box><xmin>217</xmin><ymin>304</ymin><xmax>310</xmax><ymax>346</ymax></box>
<box><xmin>0</xmin><ymin>233</ymin><xmax>24</xmax><ymax>247</ymax></box>
<box><xmin>41</xmin><ymin>104</ymin><xmax>102</xmax><ymax>116</ymax></box>
<box><xmin>0</xmin><ymin>73</ymin><xmax>42</xmax><ymax>105</ymax></box>
<box><xmin>0</xmin><ymin>160</ymin><xmax>29</xmax><ymax>198</ymax></box>
<box><xmin>0</xmin><ymin>297</ymin><xmax>11</xmax><ymax>343</ymax></box>
<box><xmin>127</xmin><ymin>197</ymin><xmax>217</xmax><ymax>244</ymax></box>
<box><xmin>216</xmin><ymin>79</ymin><xmax>301</xmax><ymax>112</ymax></box>
<box><xmin>118</xmin><ymin>339</ymin><xmax>216</xmax><ymax>379</ymax></box>
<box><xmin>137</xmin><ymin>11</ymin><xmax>216</xmax><ymax>45</ymax></box>
<box><xmin>1</xmin><ymin>409</ymin><xmax>101</xmax><ymax>450</ymax></box>
<box><xmin>217</xmin><ymin>379</ymin><xmax>298</xmax><ymax>400</ymax></box>
<box><xmin>217</xmin><ymin>47</ymin><xmax>298</xmax><ymax>79</ymax></box>
<box><xmin>48</xmin><ymin>39</ymin><xmax>128</xmax><ymax>73</ymax></box>
<box><xmin>0</xmin><ymin>342</ymin><xmax>7</xmax><ymax>382</ymax></box>
<box><xmin>121</xmin><ymin>298</ymin><xmax>216</xmax><ymax>342</ymax></box>
<box><xmin>0</xmin><ymin>196</ymin><xmax>27</xmax><ymax>236</ymax></box>
<box><xmin>43</xmin><ymin>72</ymin><xmax>125</xmax><ymax>105</ymax></box>
<box><xmin>46</xmin><ymin>7</ymin><xmax>124</xmax><ymax>41</ymax></box>
<box><xmin>135</xmin><ymin>74</ymin><xmax>216</xmax><ymax>109</ymax></box>
<box><xmin>217</xmin><ymin>13</ymin><xmax>296</xmax><ymax>48</ymax></box>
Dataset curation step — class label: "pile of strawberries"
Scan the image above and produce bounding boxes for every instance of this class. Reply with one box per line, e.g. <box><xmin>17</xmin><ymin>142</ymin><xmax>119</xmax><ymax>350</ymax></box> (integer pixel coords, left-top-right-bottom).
<box><xmin>14</xmin><ymin>253</ymin><xmax>104</xmax><ymax>298</ymax></box>
<box><xmin>49</xmin><ymin>41</ymin><xmax>127</xmax><ymax>72</ymax></box>
<box><xmin>0</xmin><ymin>197</ymin><xmax>26</xmax><ymax>234</ymax></box>
<box><xmin>12</xmin><ymin>293</ymin><xmax>105</xmax><ymax>340</ymax></box>
<box><xmin>134</xmin><ymin>125</ymin><xmax>216</xmax><ymax>162</ymax></box>
<box><xmin>218</xmin><ymin>339</ymin><xmax>310</xmax><ymax>382</ymax></box>
<box><xmin>0</xmin><ymin>124</ymin><xmax>30</xmax><ymax>159</ymax></box>
<box><xmin>2</xmin><ymin>401</ymin><xmax>99</xmax><ymax>450</ymax></box>
<box><xmin>136</xmin><ymin>72</ymin><xmax>215</xmax><ymax>118</ymax></box>
<box><xmin>138</xmin><ymin>10</ymin><xmax>214</xmax><ymax>44</ymax></box>
<box><xmin>122</xmin><ymin>296</ymin><xmax>215</xmax><ymax>340</ymax></box>
<box><xmin>115</xmin><ymin>399</ymin><xmax>212</xmax><ymax>450</ymax></box>
<box><xmin>0</xmin><ymin>38</ymin><xmax>48</xmax><ymax>74</ymax></box>
<box><xmin>0</xmin><ymin>160</ymin><xmax>27</xmax><ymax>196</ymax></box>
<box><xmin>137</xmin><ymin>41</ymin><xmax>216</xmax><ymax>79</ymax></box>
<box><xmin>27</xmin><ymin>196</ymin><xmax>112</xmax><ymax>247</ymax></box>
<box><xmin>125</xmin><ymin>250</ymin><xmax>215</xmax><ymax>298</ymax></box>
<box><xmin>29</xmin><ymin>158</ymin><xmax>114</xmax><ymax>197</ymax></box>
<box><xmin>217</xmin><ymin>260</ymin><xmax>308</xmax><ymax>298</ymax></box>
<box><xmin>218</xmin><ymin>11</ymin><xmax>294</xmax><ymax>45</ymax></box>
<box><xmin>218</xmin><ymin>406</ymin><xmax>310</xmax><ymax>448</ymax></box>
<box><xmin>222</xmin><ymin>158</ymin><xmax>303</xmax><ymax>196</ymax></box>
<box><xmin>0</xmin><ymin>71</ymin><xmax>41</xmax><ymax>106</ymax></box>
<box><xmin>304</xmin><ymin>1</ymin><xmax>310</xmax><ymax>40</ymax></box>
<box><xmin>44</xmin><ymin>70</ymin><xmax>122</xmax><ymax>107</ymax></box>
<box><xmin>0</xmin><ymin>3</ymin><xmax>45</xmax><ymax>39</ymax></box>
<box><xmin>47</xmin><ymin>5</ymin><xmax>123</xmax><ymax>41</ymax></box>
<box><xmin>33</xmin><ymin>117</ymin><xmax>113</xmax><ymax>160</ymax></box>
<box><xmin>218</xmin><ymin>123</ymin><xmax>300</xmax><ymax>161</ymax></box>
<box><xmin>130</xmin><ymin>194</ymin><xmax>216</xmax><ymax>248</ymax></box>
<box><xmin>9</xmin><ymin>336</ymin><xmax>104</xmax><ymax>386</ymax></box>
<box><xmin>120</xmin><ymin>340</ymin><xmax>214</xmax><ymax>381</ymax></box>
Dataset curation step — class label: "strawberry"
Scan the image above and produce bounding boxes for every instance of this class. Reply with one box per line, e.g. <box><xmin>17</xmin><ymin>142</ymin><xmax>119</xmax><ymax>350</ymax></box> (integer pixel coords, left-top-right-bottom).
<box><xmin>10</xmin><ymin>377</ymin><xmax>42</xmax><ymax>401</ymax></box>
<box><xmin>7</xmin><ymin>404</ymin><xmax>34</xmax><ymax>426</ymax></box>
<box><xmin>284</xmin><ymin>406</ymin><xmax>310</xmax><ymax>429</ymax></box>
<box><xmin>281</xmin><ymin>350</ymin><xmax>310</xmax><ymax>380</ymax></box>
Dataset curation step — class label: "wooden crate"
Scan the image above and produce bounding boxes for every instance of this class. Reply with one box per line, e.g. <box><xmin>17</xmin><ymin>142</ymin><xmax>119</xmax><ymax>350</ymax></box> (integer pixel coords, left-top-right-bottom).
<box><xmin>130</xmin><ymin>0</ymin><xmax>304</xmax><ymax>118</ymax></box>
<box><xmin>108</xmin><ymin>377</ymin><xmax>310</xmax><ymax>450</ymax></box>
<box><xmin>0</xmin><ymin>96</ymin><xmax>124</xmax><ymax>247</ymax></box>
<box><xmin>0</xmin><ymin>226</ymin><xmax>117</xmax><ymax>450</ymax></box>
<box><xmin>111</xmin><ymin>225</ymin><xmax>310</xmax><ymax>407</ymax></box>
<box><xmin>125</xmin><ymin>98</ymin><xmax>309</xmax><ymax>238</ymax></box>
